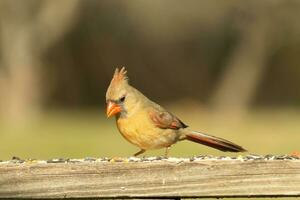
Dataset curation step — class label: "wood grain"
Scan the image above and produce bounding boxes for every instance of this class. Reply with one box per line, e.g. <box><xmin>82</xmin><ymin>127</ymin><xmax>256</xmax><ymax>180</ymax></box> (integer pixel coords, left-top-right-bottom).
<box><xmin>0</xmin><ymin>158</ymin><xmax>300</xmax><ymax>199</ymax></box>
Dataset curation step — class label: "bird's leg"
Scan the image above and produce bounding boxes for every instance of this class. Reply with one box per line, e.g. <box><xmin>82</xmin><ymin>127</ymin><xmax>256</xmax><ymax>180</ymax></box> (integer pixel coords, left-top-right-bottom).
<box><xmin>134</xmin><ymin>149</ymin><xmax>145</xmax><ymax>157</ymax></box>
<box><xmin>164</xmin><ymin>146</ymin><xmax>171</xmax><ymax>157</ymax></box>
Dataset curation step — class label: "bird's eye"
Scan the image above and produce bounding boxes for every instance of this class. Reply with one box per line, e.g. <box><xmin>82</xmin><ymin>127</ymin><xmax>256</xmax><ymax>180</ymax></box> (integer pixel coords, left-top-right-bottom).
<box><xmin>120</xmin><ymin>96</ymin><xmax>126</xmax><ymax>102</ymax></box>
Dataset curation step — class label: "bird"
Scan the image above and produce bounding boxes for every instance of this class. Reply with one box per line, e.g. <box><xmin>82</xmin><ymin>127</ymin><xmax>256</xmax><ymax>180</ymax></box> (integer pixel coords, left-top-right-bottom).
<box><xmin>106</xmin><ymin>67</ymin><xmax>246</xmax><ymax>156</ymax></box>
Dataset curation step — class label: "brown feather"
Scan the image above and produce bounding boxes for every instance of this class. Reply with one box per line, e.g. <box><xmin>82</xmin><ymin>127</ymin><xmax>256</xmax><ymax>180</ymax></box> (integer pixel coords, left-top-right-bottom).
<box><xmin>149</xmin><ymin>110</ymin><xmax>188</xmax><ymax>130</ymax></box>
<box><xmin>185</xmin><ymin>131</ymin><xmax>246</xmax><ymax>152</ymax></box>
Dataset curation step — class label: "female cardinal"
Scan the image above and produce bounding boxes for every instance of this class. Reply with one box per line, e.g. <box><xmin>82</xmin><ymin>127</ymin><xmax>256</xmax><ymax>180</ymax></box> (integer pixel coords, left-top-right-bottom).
<box><xmin>106</xmin><ymin>67</ymin><xmax>246</xmax><ymax>156</ymax></box>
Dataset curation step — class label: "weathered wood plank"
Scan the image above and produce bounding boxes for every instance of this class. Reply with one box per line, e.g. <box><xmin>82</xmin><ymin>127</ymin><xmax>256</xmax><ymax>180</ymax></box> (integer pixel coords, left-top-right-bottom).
<box><xmin>0</xmin><ymin>156</ymin><xmax>300</xmax><ymax>199</ymax></box>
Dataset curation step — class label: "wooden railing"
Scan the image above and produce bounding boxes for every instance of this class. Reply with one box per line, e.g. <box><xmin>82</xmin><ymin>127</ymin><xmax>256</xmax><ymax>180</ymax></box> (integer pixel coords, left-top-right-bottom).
<box><xmin>1</xmin><ymin>155</ymin><xmax>300</xmax><ymax>199</ymax></box>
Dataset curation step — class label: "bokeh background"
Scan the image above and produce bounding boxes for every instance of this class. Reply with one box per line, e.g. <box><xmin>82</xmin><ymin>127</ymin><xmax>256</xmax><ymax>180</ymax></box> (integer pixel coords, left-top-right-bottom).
<box><xmin>0</xmin><ymin>0</ymin><xmax>300</xmax><ymax>160</ymax></box>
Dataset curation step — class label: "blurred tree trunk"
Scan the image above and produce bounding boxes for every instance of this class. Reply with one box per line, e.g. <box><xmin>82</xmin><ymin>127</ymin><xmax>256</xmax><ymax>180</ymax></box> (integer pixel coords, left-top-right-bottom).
<box><xmin>0</xmin><ymin>0</ymin><xmax>79</xmax><ymax>124</ymax></box>
<box><xmin>210</xmin><ymin>5</ymin><xmax>270</xmax><ymax>117</ymax></box>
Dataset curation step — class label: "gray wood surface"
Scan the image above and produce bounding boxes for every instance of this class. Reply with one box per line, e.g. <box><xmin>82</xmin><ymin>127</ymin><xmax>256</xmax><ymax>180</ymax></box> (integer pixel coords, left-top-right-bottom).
<box><xmin>0</xmin><ymin>156</ymin><xmax>300</xmax><ymax>199</ymax></box>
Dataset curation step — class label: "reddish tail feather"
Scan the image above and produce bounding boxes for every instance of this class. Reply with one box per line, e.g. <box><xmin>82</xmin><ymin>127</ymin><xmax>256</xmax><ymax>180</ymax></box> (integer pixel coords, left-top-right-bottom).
<box><xmin>185</xmin><ymin>131</ymin><xmax>246</xmax><ymax>152</ymax></box>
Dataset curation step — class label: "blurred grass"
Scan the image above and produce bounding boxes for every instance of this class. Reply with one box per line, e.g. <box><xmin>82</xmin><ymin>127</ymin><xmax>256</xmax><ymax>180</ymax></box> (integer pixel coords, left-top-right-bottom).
<box><xmin>0</xmin><ymin>108</ymin><xmax>299</xmax><ymax>160</ymax></box>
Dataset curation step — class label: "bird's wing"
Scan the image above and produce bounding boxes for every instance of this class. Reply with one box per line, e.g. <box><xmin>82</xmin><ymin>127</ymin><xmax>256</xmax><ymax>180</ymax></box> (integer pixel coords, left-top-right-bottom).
<box><xmin>149</xmin><ymin>109</ymin><xmax>188</xmax><ymax>130</ymax></box>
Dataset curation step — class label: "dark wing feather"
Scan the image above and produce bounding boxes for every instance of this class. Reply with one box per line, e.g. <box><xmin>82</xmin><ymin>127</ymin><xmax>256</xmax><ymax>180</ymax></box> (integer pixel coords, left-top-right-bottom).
<box><xmin>149</xmin><ymin>110</ymin><xmax>188</xmax><ymax>130</ymax></box>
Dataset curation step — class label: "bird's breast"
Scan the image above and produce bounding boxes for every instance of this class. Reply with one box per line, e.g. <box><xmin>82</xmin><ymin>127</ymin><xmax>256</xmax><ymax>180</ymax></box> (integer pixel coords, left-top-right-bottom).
<box><xmin>116</xmin><ymin>111</ymin><xmax>179</xmax><ymax>150</ymax></box>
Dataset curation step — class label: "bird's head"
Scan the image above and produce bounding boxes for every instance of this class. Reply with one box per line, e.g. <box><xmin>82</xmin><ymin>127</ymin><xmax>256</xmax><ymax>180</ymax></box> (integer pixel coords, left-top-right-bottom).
<box><xmin>105</xmin><ymin>67</ymin><xmax>131</xmax><ymax>118</ymax></box>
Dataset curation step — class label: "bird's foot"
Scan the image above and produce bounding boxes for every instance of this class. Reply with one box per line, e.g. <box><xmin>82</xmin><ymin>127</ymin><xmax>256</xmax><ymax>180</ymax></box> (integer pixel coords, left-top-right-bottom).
<box><xmin>164</xmin><ymin>147</ymin><xmax>171</xmax><ymax>158</ymax></box>
<box><xmin>133</xmin><ymin>149</ymin><xmax>145</xmax><ymax>157</ymax></box>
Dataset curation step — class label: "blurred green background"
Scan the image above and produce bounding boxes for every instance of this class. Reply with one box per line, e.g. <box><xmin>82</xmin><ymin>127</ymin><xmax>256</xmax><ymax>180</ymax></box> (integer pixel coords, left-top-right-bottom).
<box><xmin>0</xmin><ymin>0</ymin><xmax>300</xmax><ymax>160</ymax></box>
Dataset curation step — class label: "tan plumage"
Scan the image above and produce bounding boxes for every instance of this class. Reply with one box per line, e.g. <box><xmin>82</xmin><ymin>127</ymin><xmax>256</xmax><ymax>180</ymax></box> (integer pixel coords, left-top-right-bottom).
<box><xmin>106</xmin><ymin>67</ymin><xmax>246</xmax><ymax>156</ymax></box>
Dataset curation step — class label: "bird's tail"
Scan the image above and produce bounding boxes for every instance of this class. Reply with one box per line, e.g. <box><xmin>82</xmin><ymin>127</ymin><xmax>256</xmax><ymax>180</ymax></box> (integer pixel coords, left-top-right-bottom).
<box><xmin>184</xmin><ymin>130</ymin><xmax>246</xmax><ymax>152</ymax></box>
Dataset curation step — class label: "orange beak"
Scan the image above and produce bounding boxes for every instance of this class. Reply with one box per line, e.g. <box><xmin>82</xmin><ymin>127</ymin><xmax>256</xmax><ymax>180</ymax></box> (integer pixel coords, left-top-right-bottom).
<box><xmin>106</xmin><ymin>101</ymin><xmax>121</xmax><ymax>118</ymax></box>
